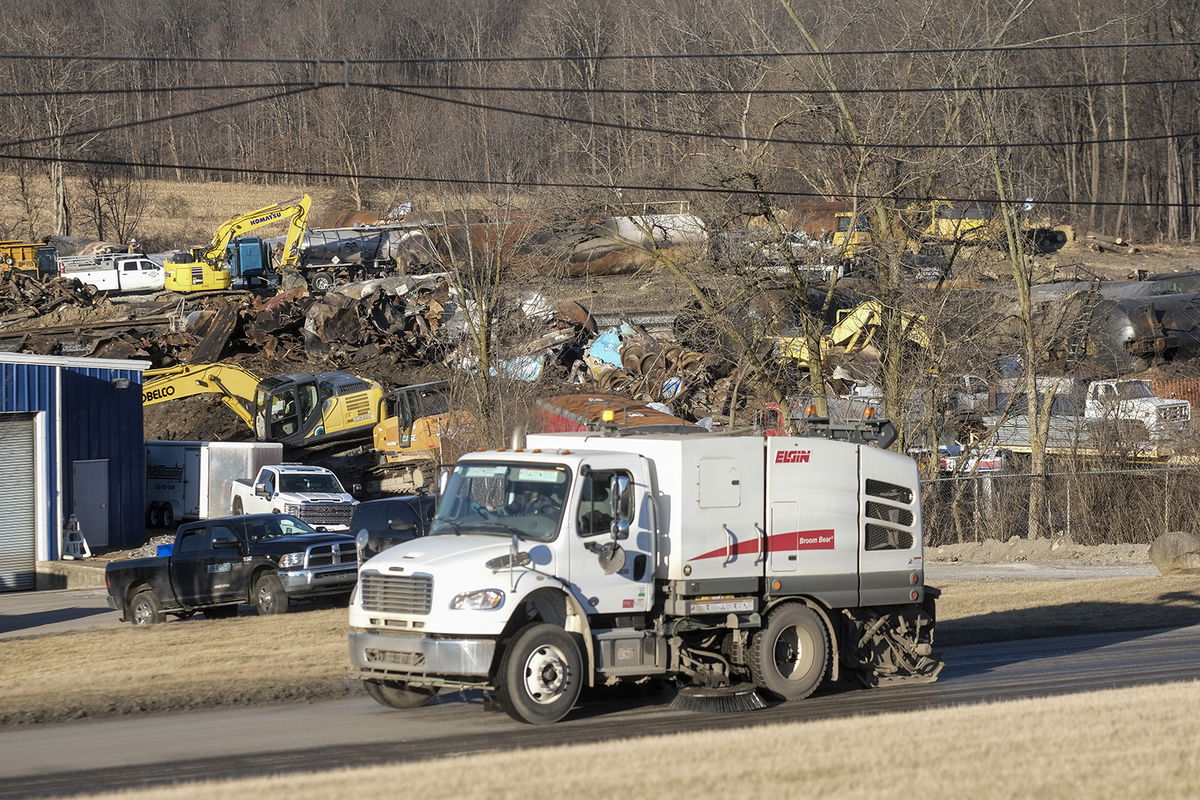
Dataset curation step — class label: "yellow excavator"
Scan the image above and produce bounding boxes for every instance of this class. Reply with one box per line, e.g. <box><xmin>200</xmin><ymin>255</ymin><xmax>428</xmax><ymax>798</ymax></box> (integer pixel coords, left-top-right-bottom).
<box><xmin>163</xmin><ymin>194</ymin><xmax>312</xmax><ymax>292</ymax></box>
<box><xmin>142</xmin><ymin>365</ymin><xmax>463</xmax><ymax>489</ymax></box>
<box><xmin>777</xmin><ymin>300</ymin><xmax>929</xmax><ymax>366</ymax></box>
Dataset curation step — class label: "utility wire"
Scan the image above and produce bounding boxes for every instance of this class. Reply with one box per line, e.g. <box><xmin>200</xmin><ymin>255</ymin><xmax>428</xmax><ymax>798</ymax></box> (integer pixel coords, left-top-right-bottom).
<box><xmin>0</xmin><ymin>82</ymin><xmax>320</xmax><ymax>100</ymax></box>
<box><xmin>344</xmin><ymin>75</ymin><xmax>1200</xmax><ymax>96</ymax></box>
<box><xmin>368</xmin><ymin>82</ymin><xmax>1200</xmax><ymax>150</ymax></box>
<box><xmin>0</xmin><ymin>76</ymin><xmax>1188</xmax><ymax>153</ymax></box>
<box><xmin>0</xmin><ymin>84</ymin><xmax>332</xmax><ymax>150</ymax></box>
<box><xmin>2</xmin><ymin>74</ymin><xmax>1197</xmax><ymax>101</ymax></box>
<box><xmin>3</xmin><ymin>150</ymin><xmax>1199</xmax><ymax>208</ymax></box>
<box><xmin>0</xmin><ymin>39</ymin><xmax>1198</xmax><ymax>65</ymax></box>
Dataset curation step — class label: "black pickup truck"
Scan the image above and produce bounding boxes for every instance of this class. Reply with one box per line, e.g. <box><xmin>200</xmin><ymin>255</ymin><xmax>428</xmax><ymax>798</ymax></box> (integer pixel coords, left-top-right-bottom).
<box><xmin>105</xmin><ymin>513</ymin><xmax>358</xmax><ymax>625</ymax></box>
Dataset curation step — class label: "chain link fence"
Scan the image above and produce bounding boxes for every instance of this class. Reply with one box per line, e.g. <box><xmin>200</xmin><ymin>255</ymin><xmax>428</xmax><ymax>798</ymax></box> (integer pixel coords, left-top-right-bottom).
<box><xmin>921</xmin><ymin>460</ymin><xmax>1199</xmax><ymax>547</ymax></box>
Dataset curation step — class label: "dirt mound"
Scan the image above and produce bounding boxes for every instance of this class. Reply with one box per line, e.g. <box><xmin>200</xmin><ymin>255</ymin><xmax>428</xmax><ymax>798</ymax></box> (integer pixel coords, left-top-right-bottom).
<box><xmin>927</xmin><ymin>537</ymin><xmax>1149</xmax><ymax>566</ymax></box>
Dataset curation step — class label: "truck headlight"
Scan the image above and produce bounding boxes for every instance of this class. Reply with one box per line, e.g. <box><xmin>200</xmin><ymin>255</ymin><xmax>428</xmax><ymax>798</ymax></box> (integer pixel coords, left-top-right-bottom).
<box><xmin>355</xmin><ymin>530</ymin><xmax>369</xmax><ymax>551</ymax></box>
<box><xmin>450</xmin><ymin>588</ymin><xmax>505</xmax><ymax>610</ymax></box>
<box><xmin>278</xmin><ymin>552</ymin><xmax>305</xmax><ymax>569</ymax></box>
<box><xmin>284</xmin><ymin>503</ymin><xmax>302</xmax><ymax>516</ymax></box>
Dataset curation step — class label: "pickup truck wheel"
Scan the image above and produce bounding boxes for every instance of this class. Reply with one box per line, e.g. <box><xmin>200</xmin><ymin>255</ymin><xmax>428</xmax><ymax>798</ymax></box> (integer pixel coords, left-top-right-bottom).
<box><xmin>495</xmin><ymin>622</ymin><xmax>582</xmax><ymax>724</ymax></box>
<box><xmin>232</xmin><ymin>497</ymin><xmax>244</xmax><ymax>516</ymax></box>
<box><xmin>253</xmin><ymin>573</ymin><xmax>289</xmax><ymax>615</ymax></box>
<box><xmin>749</xmin><ymin>603</ymin><xmax>828</xmax><ymax>702</ymax></box>
<box><xmin>363</xmin><ymin>680</ymin><xmax>436</xmax><ymax>709</ymax></box>
<box><xmin>130</xmin><ymin>589</ymin><xmax>165</xmax><ymax>626</ymax></box>
<box><xmin>203</xmin><ymin>605</ymin><xmax>239</xmax><ymax>620</ymax></box>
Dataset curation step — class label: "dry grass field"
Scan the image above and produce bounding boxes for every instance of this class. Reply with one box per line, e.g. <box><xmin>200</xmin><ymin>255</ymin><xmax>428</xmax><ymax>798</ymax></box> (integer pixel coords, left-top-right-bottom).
<box><xmin>3</xmin><ymin>574</ymin><xmax>1198</xmax><ymax>727</ymax></box>
<box><xmin>82</xmin><ymin>680</ymin><xmax>1200</xmax><ymax>800</ymax></box>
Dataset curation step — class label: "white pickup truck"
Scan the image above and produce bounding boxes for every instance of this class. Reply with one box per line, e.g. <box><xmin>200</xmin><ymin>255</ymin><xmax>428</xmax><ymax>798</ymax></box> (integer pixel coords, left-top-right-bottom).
<box><xmin>230</xmin><ymin>464</ymin><xmax>358</xmax><ymax>531</ymax></box>
<box><xmin>57</xmin><ymin>253</ymin><xmax>164</xmax><ymax>294</ymax></box>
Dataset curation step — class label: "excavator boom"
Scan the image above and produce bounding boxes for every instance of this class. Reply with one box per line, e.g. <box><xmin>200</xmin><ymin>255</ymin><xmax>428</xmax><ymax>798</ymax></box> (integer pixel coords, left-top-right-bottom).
<box><xmin>142</xmin><ymin>363</ymin><xmax>262</xmax><ymax>430</ymax></box>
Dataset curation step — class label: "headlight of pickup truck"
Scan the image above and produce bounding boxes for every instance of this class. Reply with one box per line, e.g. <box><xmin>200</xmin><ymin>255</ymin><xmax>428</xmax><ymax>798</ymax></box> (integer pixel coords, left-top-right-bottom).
<box><xmin>284</xmin><ymin>503</ymin><xmax>302</xmax><ymax>516</ymax></box>
<box><xmin>277</xmin><ymin>552</ymin><xmax>306</xmax><ymax>569</ymax></box>
<box><xmin>450</xmin><ymin>588</ymin><xmax>505</xmax><ymax>610</ymax></box>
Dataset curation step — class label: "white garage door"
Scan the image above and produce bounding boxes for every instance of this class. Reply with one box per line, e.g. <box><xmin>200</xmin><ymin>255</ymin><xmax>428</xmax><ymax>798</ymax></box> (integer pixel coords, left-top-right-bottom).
<box><xmin>0</xmin><ymin>414</ymin><xmax>37</xmax><ymax>592</ymax></box>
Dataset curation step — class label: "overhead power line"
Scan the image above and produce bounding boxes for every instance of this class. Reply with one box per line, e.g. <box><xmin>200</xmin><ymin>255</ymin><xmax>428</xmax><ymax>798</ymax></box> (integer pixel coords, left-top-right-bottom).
<box><xmin>0</xmin><ymin>39</ymin><xmax>1197</xmax><ymax>66</ymax></box>
<box><xmin>368</xmin><ymin>83</ymin><xmax>1200</xmax><ymax>150</ymax></box>
<box><xmin>0</xmin><ymin>82</ymin><xmax>320</xmax><ymax>100</ymax></box>
<box><xmin>0</xmin><ymin>85</ymin><xmax>331</xmax><ymax>150</ymax></box>
<box><xmin>1</xmin><ymin>74</ymin><xmax>1197</xmax><ymax>102</ymax></box>
<box><xmin>2</xmin><ymin>150</ymin><xmax>1199</xmax><ymax>208</ymax></box>
<box><xmin>336</xmin><ymin>75</ymin><xmax>1200</xmax><ymax>96</ymax></box>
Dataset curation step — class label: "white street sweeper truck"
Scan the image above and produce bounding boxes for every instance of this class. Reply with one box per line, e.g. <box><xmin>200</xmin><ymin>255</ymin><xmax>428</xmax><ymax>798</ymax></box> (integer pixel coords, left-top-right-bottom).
<box><xmin>347</xmin><ymin>411</ymin><xmax>941</xmax><ymax>723</ymax></box>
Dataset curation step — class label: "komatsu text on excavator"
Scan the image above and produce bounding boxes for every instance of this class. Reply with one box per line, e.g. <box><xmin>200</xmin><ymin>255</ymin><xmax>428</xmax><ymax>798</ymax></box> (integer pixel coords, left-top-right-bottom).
<box><xmin>164</xmin><ymin>195</ymin><xmax>311</xmax><ymax>292</ymax></box>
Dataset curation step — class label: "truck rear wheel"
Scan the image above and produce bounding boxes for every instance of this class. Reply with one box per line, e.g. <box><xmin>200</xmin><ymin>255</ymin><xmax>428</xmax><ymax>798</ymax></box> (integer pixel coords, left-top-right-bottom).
<box><xmin>363</xmin><ymin>679</ymin><xmax>436</xmax><ymax>709</ymax></box>
<box><xmin>749</xmin><ymin>603</ymin><xmax>828</xmax><ymax>701</ymax></box>
<box><xmin>160</xmin><ymin>504</ymin><xmax>175</xmax><ymax>530</ymax></box>
<box><xmin>130</xmin><ymin>589</ymin><xmax>165</xmax><ymax>626</ymax></box>
<box><xmin>495</xmin><ymin>622</ymin><xmax>582</xmax><ymax>725</ymax></box>
<box><xmin>253</xmin><ymin>573</ymin><xmax>289</xmax><ymax>615</ymax></box>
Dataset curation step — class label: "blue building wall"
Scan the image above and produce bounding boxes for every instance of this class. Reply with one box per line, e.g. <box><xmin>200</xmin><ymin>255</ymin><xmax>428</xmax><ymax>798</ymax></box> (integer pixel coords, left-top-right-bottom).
<box><xmin>0</xmin><ymin>357</ymin><xmax>146</xmax><ymax>559</ymax></box>
<box><xmin>60</xmin><ymin>367</ymin><xmax>145</xmax><ymax>552</ymax></box>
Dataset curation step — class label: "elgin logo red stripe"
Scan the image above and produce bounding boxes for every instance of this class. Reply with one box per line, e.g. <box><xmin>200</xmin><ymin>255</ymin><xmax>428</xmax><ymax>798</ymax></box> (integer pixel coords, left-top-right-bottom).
<box><xmin>775</xmin><ymin>449</ymin><xmax>811</xmax><ymax>463</ymax></box>
<box><xmin>688</xmin><ymin>529</ymin><xmax>836</xmax><ymax>561</ymax></box>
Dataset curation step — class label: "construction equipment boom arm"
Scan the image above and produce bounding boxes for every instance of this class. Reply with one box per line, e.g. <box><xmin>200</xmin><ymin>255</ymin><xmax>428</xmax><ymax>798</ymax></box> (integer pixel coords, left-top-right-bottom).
<box><xmin>200</xmin><ymin>194</ymin><xmax>312</xmax><ymax>268</ymax></box>
<box><xmin>142</xmin><ymin>363</ymin><xmax>262</xmax><ymax>430</ymax></box>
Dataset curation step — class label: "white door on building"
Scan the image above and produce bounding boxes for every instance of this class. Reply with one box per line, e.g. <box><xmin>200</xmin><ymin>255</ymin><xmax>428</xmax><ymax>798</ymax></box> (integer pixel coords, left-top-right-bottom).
<box><xmin>72</xmin><ymin>460</ymin><xmax>110</xmax><ymax>548</ymax></box>
<box><xmin>0</xmin><ymin>414</ymin><xmax>37</xmax><ymax>592</ymax></box>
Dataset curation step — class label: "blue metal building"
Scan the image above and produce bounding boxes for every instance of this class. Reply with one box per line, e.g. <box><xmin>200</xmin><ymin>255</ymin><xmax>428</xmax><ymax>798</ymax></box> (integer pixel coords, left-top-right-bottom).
<box><xmin>0</xmin><ymin>352</ymin><xmax>149</xmax><ymax>591</ymax></box>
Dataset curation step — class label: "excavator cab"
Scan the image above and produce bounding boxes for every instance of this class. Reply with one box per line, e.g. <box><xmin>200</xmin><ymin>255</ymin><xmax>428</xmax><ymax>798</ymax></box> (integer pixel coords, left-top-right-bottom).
<box><xmin>253</xmin><ymin>372</ymin><xmax>383</xmax><ymax>448</ymax></box>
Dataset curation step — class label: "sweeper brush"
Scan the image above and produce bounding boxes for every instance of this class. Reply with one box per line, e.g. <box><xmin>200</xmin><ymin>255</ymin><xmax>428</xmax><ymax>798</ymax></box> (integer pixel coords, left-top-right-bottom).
<box><xmin>669</xmin><ymin>684</ymin><xmax>768</xmax><ymax>714</ymax></box>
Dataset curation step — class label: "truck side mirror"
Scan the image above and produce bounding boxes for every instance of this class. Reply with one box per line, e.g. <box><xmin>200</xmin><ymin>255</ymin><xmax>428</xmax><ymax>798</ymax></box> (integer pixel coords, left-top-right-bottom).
<box><xmin>255</xmin><ymin>482</ymin><xmax>270</xmax><ymax>498</ymax></box>
<box><xmin>608</xmin><ymin>474</ymin><xmax>631</xmax><ymax>522</ymax></box>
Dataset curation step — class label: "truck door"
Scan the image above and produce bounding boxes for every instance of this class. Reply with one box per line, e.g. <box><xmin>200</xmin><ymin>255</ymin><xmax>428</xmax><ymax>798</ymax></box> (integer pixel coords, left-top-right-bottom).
<box><xmin>206</xmin><ymin>522</ymin><xmax>247</xmax><ymax>603</ymax></box>
<box><xmin>169</xmin><ymin>526</ymin><xmax>211</xmax><ymax>606</ymax></box>
<box><xmin>565</xmin><ymin>457</ymin><xmax>654</xmax><ymax>615</ymax></box>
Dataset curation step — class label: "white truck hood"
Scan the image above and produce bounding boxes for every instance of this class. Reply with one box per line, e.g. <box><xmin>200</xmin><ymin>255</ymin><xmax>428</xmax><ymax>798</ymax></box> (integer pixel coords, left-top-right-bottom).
<box><xmin>286</xmin><ymin>492</ymin><xmax>353</xmax><ymax>502</ymax></box>
<box><xmin>352</xmin><ymin>533</ymin><xmax>557</xmax><ymax>635</ymax></box>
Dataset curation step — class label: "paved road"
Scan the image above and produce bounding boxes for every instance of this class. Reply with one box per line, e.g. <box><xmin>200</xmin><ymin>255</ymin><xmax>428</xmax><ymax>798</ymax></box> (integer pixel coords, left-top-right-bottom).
<box><xmin>2</xmin><ymin>622</ymin><xmax>1197</xmax><ymax>798</ymax></box>
<box><xmin>0</xmin><ymin>588</ymin><xmax>117</xmax><ymax>640</ymax></box>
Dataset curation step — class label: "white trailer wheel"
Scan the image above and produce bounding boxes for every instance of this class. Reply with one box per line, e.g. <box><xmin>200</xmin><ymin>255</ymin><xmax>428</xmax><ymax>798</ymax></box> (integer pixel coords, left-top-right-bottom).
<box><xmin>749</xmin><ymin>603</ymin><xmax>828</xmax><ymax>701</ymax></box>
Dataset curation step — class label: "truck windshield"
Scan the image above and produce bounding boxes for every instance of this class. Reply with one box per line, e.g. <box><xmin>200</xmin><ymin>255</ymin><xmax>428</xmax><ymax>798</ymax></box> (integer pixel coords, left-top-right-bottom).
<box><xmin>431</xmin><ymin>462</ymin><xmax>570</xmax><ymax>542</ymax></box>
<box><xmin>244</xmin><ymin>515</ymin><xmax>317</xmax><ymax>541</ymax></box>
<box><xmin>279</xmin><ymin>473</ymin><xmax>344</xmax><ymax>492</ymax></box>
<box><xmin>1116</xmin><ymin>382</ymin><xmax>1154</xmax><ymax>400</ymax></box>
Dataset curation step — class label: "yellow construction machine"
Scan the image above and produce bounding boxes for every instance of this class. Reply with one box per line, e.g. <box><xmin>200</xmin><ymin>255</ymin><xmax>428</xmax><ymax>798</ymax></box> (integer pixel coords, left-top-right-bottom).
<box><xmin>163</xmin><ymin>194</ymin><xmax>312</xmax><ymax>292</ymax></box>
<box><xmin>142</xmin><ymin>364</ymin><xmax>463</xmax><ymax>491</ymax></box>
<box><xmin>777</xmin><ymin>300</ymin><xmax>929</xmax><ymax>366</ymax></box>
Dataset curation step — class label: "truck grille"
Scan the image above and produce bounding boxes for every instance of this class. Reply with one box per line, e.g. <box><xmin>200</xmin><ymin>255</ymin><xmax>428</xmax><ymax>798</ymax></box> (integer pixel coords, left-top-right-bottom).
<box><xmin>294</xmin><ymin>504</ymin><xmax>354</xmax><ymax>527</ymax></box>
<box><xmin>307</xmin><ymin>541</ymin><xmax>357</xmax><ymax>567</ymax></box>
<box><xmin>1161</xmin><ymin>405</ymin><xmax>1189</xmax><ymax>422</ymax></box>
<box><xmin>360</xmin><ymin>572</ymin><xmax>433</xmax><ymax>615</ymax></box>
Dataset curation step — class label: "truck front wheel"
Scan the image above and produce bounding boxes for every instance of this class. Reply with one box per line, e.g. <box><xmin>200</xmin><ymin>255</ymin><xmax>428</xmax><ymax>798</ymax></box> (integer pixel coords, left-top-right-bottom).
<box><xmin>749</xmin><ymin>603</ymin><xmax>828</xmax><ymax>701</ymax></box>
<box><xmin>130</xmin><ymin>589</ymin><xmax>165</xmax><ymax>626</ymax></box>
<box><xmin>495</xmin><ymin>623</ymin><xmax>582</xmax><ymax>725</ymax></box>
<box><xmin>363</xmin><ymin>679</ymin><xmax>436</xmax><ymax>709</ymax></box>
<box><xmin>253</xmin><ymin>573</ymin><xmax>289</xmax><ymax>615</ymax></box>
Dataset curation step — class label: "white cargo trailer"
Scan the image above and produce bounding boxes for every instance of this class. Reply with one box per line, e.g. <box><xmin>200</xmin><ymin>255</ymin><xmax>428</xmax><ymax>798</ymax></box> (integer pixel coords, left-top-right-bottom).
<box><xmin>145</xmin><ymin>440</ymin><xmax>284</xmax><ymax>528</ymax></box>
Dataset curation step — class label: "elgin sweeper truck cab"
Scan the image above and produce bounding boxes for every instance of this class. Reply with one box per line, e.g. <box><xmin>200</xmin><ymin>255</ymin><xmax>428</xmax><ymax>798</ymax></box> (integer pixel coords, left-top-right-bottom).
<box><xmin>348</xmin><ymin>414</ymin><xmax>941</xmax><ymax>724</ymax></box>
